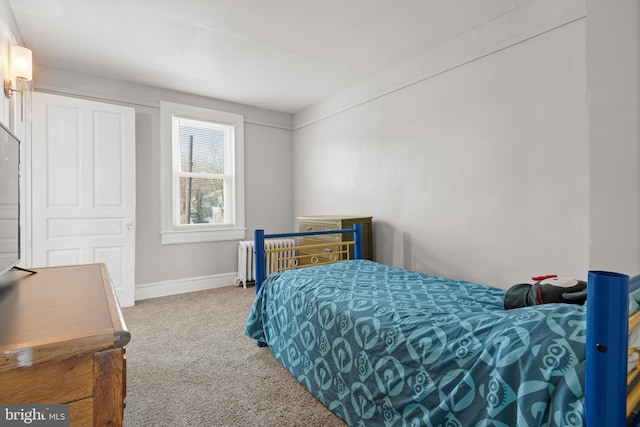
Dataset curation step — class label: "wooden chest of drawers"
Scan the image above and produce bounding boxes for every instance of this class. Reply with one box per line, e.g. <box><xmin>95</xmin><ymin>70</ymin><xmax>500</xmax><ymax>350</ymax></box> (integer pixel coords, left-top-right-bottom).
<box><xmin>0</xmin><ymin>264</ymin><xmax>130</xmax><ymax>426</ymax></box>
<box><xmin>297</xmin><ymin>215</ymin><xmax>373</xmax><ymax>261</ymax></box>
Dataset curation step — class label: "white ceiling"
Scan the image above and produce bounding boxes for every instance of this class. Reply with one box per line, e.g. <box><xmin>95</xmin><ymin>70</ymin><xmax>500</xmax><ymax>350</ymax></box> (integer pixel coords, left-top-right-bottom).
<box><xmin>8</xmin><ymin>0</ymin><xmax>528</xmax><ymax>114</ymax></box>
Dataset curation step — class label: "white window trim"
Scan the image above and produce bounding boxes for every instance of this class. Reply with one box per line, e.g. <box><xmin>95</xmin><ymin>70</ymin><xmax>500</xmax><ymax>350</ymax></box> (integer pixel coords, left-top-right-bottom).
<box><xmin>160</xmin><ymin>101</ymin><xmax>245</xmax><ymax>244</ymax></box>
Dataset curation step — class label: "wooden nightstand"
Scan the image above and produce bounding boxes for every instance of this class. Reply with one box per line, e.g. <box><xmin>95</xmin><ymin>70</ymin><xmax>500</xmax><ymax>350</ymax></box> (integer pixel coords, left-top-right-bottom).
<box><xmin>297</xmin><ymin>215</ymin><xmax>373</xmax><ymax>261</ymax></box>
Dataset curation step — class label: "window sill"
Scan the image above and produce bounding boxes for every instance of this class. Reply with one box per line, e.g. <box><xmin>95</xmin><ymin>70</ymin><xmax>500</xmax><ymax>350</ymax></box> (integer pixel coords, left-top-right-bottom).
<box><xmin>161</xmin><ymin>227</ymin><xmax>246</xmax><ymax>245</ymax></box>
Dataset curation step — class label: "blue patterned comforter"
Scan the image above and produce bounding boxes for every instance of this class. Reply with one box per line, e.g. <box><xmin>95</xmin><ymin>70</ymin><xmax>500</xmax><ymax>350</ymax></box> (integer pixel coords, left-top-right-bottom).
<box><xmin>245</xmin><ymin>260</ymin><xmax>586</xmax><ymax>426</ymax></box>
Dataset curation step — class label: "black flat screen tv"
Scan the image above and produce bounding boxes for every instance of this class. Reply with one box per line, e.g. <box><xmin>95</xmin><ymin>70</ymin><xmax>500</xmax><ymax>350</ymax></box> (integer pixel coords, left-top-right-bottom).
<box><xmin>0</xmin><ymin>122</ymin><xmax>20</xmax><ymax>287</ymax></box>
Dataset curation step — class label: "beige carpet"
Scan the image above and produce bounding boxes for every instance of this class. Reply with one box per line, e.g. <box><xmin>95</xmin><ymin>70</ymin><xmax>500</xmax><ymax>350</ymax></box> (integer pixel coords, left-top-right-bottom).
<box><xmin>121</xmin><ymin>285</ymin><xmax>347</xmax><ymax>427</ymax></box>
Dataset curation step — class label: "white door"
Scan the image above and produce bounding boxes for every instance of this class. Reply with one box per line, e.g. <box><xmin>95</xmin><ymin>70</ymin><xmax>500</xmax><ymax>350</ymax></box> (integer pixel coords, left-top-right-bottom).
<box><xmin>31</xmin><ymin>92</ymin><xmax>136</xmax><ymax>307</ymax></box>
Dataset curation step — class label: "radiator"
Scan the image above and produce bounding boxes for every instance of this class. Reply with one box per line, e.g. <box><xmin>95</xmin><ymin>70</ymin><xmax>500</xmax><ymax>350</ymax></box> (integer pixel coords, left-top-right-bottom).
<box><xmin>235</xmin><ymin>239</ymin><xmax>295</xmax><ymax>289</ymax></box>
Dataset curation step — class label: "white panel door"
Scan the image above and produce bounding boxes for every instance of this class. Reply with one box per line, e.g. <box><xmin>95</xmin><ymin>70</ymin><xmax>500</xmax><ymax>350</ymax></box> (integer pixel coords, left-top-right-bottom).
<box><xmin>31</xmin><ymin>92</ymin><xmax>136</xmax><ymax>307</ymax></box>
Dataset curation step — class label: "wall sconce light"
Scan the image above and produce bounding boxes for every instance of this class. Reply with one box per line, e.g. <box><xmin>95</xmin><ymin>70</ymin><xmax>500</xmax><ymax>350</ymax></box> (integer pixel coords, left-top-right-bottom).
<box><xmin>4</xmin><ymin>45</ymin><xmax>33</xmax><ymax>120</ymax></box>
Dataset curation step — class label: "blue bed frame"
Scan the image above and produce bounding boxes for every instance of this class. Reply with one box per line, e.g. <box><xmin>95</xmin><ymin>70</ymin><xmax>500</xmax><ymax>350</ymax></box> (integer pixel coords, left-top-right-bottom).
<box><xmin>252</xmin><ymin>224</ymin><xmax>633</xmax><ymax>427</ymax></box>
<box><xmin>253</xmin><ymin>224</ymin><xmax>364</xmax><ymax>293</ymax></box>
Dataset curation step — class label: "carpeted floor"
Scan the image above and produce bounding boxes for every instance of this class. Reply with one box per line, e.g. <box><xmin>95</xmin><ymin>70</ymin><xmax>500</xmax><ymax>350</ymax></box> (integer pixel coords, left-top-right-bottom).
<box><xmin>121</xmin><ymin>285</ymin><xmax>347</xmax><ymax>427</ymax></box>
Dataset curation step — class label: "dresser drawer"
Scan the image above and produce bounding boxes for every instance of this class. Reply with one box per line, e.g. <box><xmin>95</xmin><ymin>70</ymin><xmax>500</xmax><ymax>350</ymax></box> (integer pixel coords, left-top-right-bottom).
<box><xmin>299</xmin><ymin>219</ymin><xmax>341</xmax><ymax>232</ymax></box>
<box><xmin>69</xmin><ymin>398</ymin><xmax>94</xmax><ymax>427</ymax></box>
<box><xmin>299</xmin><ymin>234</ymin><xmax>340</xmax><ymax>246</ymax></box>
<box><xmin>299</xmin><ymin>240</ymin><xmax>345</xmax><ymax>253</ymax></box>
<box><xmin>0</xmin><ymin>353</ymin><xmax>94</xmax><ymax>404</ymax></box>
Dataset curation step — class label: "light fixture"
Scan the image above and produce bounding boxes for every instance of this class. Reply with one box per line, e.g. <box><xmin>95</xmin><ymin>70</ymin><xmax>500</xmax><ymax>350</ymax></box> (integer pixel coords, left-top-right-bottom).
<box><xmin>4</xmin><ymin>45</ymin><xmax>33</xmax><ymax>120</ymax></box>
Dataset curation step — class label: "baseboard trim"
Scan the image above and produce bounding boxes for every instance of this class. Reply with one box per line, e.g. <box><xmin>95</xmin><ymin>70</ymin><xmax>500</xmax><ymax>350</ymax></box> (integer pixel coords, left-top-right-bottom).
<box><xmin>135</xmin><ymin>272</ymin><xmax>240</xmax><ymax>301</ymax></box>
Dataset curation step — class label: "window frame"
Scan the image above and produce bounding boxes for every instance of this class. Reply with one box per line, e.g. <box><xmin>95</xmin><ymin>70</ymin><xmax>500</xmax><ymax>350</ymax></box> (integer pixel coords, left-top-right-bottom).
<box><xmin>160</xmin><ymin>101</ymin><xmax>245</xmax><ymax>244</ymax></box>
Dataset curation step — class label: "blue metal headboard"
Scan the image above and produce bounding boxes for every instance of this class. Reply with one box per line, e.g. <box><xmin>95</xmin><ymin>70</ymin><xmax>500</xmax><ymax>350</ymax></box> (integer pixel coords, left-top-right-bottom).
<box><xmin>253</xmin><ymin>223</ymin><xmax>363</xmax><ymax>293</ymax></box>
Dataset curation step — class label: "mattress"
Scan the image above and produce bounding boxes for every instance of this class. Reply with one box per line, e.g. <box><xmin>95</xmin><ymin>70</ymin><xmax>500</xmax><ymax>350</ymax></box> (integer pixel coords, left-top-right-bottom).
<box><xmin>245</xmin><ymin>260</ymin><xmax>586</xmax><ymax>426</ymax></box>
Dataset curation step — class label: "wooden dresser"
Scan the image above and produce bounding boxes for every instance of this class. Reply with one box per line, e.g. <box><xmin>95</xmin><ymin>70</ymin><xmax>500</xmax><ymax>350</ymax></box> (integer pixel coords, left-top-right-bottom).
<box><xmin>297</xmin><ymin>215</ymin><xmax>373</xmax><ymax>261</ymax></box>
<box><xmin>0</xmin><ymin>263</ymin><xmax>130</xmax><ymax>426</ymax></box>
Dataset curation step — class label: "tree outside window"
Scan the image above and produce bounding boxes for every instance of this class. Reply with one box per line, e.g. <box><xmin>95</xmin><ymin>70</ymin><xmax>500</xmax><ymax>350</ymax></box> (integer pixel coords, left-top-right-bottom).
<box><xmin>177</xmin><ymin>121</ymin><xmax>227</xmax><ymax>225</ymax></box>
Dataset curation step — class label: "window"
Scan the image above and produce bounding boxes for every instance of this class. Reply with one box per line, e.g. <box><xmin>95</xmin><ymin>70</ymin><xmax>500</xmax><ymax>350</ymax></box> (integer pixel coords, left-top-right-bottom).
<box><xmin>160</xmin><ymin>101</ymin><xmax>245</xmax><ymax>244</ymax></box>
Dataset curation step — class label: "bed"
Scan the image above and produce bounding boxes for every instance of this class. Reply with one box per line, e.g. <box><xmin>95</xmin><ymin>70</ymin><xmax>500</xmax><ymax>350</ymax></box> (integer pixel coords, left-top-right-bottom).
<box><xmin>245</xmin><ymin>225</ymin><xmax>639</xmax><ymax>426</ymax></box>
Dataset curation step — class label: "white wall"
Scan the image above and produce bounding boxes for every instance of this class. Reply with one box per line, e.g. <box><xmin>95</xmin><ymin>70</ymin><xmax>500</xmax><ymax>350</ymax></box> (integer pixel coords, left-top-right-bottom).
<box><xmin>32</xmin><ymin>65</ymin><xmax>294</xmax><ymax>297</ymax></box>
<box><xmin>293</xmin><ymin>4</ymin><xmax>591</xmax><ymax>288</ymax></box>
<box><xmin>7</xmin><ymin>0</ymin><xmax>637</xmax><ymax>296</ymax></box>
<box><xmin>586</xmin><ymin>0</ymin><xmax>640</xmax><ymax>276</ymax></box>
